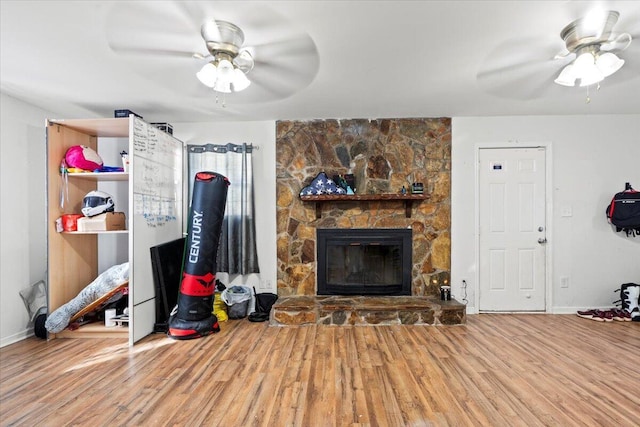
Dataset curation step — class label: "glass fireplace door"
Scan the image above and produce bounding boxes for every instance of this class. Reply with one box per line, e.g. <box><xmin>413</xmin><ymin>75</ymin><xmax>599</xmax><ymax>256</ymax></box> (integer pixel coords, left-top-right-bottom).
<box><xmin>317</xmin><ymin>229</ymin><xmax>411</xmax><ymax>295</ymax></box>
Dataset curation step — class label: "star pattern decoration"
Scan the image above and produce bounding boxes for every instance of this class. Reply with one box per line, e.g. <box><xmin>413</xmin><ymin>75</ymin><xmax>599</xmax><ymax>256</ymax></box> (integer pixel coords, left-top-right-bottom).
<box><xmin>299</xmin><ymin>172</ymin><xmax>348</xmax><ymax>197</ymax></box>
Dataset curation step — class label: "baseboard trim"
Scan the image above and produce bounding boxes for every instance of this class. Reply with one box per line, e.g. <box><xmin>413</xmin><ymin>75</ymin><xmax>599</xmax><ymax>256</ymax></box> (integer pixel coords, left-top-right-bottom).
<box><xmin>551</xmin><ymin>306</ymin><xmax>612</xmax><ymax>314</ymax></box>
<box><xmin>464</xmin><ymin>306</ymin><xmax>478</xmax><ymax>315</ymax></box>
<box><xmin>471</xmin><ymin>307</ymin><xmax>602</xmax><ymax>315</ymax></box>
<box><xmin>1</xmin><ymin>328</ymin><xmax>33</xmax><ymax>348</ymax></box>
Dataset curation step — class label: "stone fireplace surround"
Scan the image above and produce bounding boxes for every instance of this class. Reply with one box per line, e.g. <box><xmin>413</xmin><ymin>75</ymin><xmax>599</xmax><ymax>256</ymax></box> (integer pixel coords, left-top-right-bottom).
<box><xmin>273</xmin><ymin>118</ymin><xmax>465</xmax><ymax>325</ymax></box>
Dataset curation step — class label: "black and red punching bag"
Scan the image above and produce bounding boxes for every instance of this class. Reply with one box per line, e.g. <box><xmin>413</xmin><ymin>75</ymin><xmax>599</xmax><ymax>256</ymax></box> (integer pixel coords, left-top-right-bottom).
<box><xmin>168</xmin><ymin>172</ymin><xmax>229</xmax><ymax>340</ymax></box>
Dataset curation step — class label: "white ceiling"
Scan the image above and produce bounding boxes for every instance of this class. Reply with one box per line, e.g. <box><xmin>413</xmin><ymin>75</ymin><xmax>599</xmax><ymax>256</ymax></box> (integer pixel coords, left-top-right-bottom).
<box><xmin>2</xmin><ymin>1</ymin><xmax>639</xmax><ymax>124</ymax></box>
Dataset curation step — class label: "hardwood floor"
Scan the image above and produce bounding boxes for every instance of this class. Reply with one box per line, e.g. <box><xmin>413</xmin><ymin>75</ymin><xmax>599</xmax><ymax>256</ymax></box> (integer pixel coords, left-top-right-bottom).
<box><xmin>1</xmin><ymin>314</ymin><xmax>638</xmax><ymax>426</ymax></box>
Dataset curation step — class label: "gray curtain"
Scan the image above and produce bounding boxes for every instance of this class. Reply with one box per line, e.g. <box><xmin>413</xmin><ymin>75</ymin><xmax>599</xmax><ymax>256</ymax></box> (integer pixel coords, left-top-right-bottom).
<box><xmin>187</xmin><ymin>143</ymin><xmax>259</xmax><ymax>274</ymax></box>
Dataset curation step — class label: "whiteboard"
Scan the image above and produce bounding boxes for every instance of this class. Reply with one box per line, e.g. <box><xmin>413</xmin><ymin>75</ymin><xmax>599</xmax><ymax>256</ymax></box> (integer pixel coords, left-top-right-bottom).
<box><xmin>129</xmin><ymin>118</ymin><xmax>183</xmax><ymax>344</ymax></box>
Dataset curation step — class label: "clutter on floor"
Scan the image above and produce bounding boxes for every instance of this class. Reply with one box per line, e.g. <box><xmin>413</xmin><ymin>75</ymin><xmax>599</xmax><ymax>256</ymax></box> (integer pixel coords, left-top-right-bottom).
<box><xmin>248</xmin><ymin>288</ymin><xmax>278</xmax><ymax>322</ymax></box>
<box><xmin>43</xmin><ymin>262</ymin><xmax>130</xmax><ymax>334</ymax></box>
<box><xmin>576</xmin><ymin>282</ymin><xmax>639</xmax><ymax>322</ymax></box>
<box><xmin>221</xmin><ymin>285</ymin><xmax>253</xmax><ymax>319</ymax></box>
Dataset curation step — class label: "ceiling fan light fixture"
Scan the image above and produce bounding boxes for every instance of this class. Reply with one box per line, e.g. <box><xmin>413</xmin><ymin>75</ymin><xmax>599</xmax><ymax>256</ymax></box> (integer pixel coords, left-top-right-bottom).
<box><xmin>213</xmin><ymin>79</ymin><xmax>232</xmax><ymax>94</ymax></box>
<box><xmin>554</xmin><ymin>10</ymin><xmax>631</xmax><ymax>91</ymax></box>
<box><xmin>554</xmin><ymin>64</ymin><xmax>577</xmax><ymax>86</ymax></box>
<box><xmin>573</xmin><ymin>52</ymin><xmax>604</xmax><ymax>86</ymax></box>
<box><xmin>216</xmin><ymin>59</ymin><xmax>234</xmax><ymax>79</ymax></box>
<box><xmin>196</xmin><ymin>56</ymin><xmax>252</xmax><ymax>94</ymax></box>
<box><xmin>232</xmin><ymin>68</ymin><xmax>251</xmax><ymax>91</ymax></box>
<box><xmin>196</xmin><ymin>20</ymin><xmax>255</xmax><ymax>96</ymax></box>
<box><xmin>578</xmin><ymin>71</ymin><xmax>604</xmax><ymax>87</ymax></box>
<box><xmin>554</xmin><ymin>48</ymin><xmax>614</xmax><ymax>88</ymax></box>
<box><xmin>573</xmin><ymin>51</ymin><xmax>595</xmax><ymax>69</ymax></box>
<box><xmin>596</xmin><ymin>52</ymin><xmax>624</xmax><ymax>77</ymax></box>
<box><xmin>196</xmin><ymin>63</ymin><xmax>218</xmax><ymax>88</ymax></box>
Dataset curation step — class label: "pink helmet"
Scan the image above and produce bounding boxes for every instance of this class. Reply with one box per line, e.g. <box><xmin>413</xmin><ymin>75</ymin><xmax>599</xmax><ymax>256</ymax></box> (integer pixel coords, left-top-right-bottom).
<box><xmin>65</xmin><ymin>145</ymin><xmax>103</xmax><ymax>171</ymax></box>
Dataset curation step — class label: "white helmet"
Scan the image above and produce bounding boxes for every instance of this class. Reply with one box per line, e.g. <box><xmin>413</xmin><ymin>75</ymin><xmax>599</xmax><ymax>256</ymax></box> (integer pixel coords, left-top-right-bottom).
<box><xmin>81</xmin><ymin>191</ymin><xmax>115</xmax><ymax>217</ymax></box>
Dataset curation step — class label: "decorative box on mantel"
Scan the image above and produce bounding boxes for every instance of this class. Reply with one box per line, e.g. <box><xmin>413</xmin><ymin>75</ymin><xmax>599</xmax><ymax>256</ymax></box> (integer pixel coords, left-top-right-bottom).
<box><xmin>299</xmin><ymin>193</ymin><xmax>428</xmax><ymax>218</ymax></box>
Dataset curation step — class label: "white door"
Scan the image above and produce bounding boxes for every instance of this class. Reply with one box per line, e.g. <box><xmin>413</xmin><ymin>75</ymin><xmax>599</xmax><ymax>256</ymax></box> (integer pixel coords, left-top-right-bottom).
<box><xmin>479</xmin><ymin>147</ymin><xmax>546</xmax><ymax>311</ymax></box>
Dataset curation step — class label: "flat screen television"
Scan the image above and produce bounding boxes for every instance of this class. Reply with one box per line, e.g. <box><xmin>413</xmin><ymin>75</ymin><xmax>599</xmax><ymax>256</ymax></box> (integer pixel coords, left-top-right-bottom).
<box><xmin>150</xmin><ymin>236</ymin><xmax>186</xmax><ymax>332</ymax></box>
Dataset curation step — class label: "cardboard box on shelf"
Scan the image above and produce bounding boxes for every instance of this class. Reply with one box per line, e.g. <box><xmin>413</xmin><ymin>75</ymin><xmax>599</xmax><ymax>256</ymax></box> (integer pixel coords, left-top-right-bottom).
<box><xmin>77</xmin><ymin>212</ymin><xmax>126</xmax><ymax>232</ymax></box>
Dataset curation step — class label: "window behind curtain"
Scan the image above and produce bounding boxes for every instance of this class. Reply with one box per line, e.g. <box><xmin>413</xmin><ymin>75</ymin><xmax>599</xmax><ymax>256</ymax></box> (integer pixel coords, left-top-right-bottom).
<box><xmin>187</xmin><ymin>143</ymin><xmax>259</xmax><ymax>274</ymax></box>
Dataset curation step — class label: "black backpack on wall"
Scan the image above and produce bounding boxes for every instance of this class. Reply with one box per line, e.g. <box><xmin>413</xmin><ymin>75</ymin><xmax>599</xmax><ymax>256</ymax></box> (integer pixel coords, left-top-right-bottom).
<box><xmin>605</xmin><ymin>184</ymin><xmax>640</xmax><ymax>237</ymax></box>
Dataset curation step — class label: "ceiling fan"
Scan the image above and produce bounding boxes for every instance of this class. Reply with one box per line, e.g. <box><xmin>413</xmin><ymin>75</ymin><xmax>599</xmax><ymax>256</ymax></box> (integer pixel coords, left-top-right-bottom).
<box><xmin>193</xmin><ymin>20</ymin><xmax>255</xmax><ymax>94</ymax></box>
<box><xmin>105</xmin><ymin>1</ymin><xmax>319</xmax><ymax>106</ymax></box>
<box><xmin>552</xmin><ymin>10</ymin><xmax>632</xmax><ymax>87</ymax></box>
<box><xmin>476</xmin><ymin>8</ymin><xmax>639</xmax><ymax>101</ymax></box>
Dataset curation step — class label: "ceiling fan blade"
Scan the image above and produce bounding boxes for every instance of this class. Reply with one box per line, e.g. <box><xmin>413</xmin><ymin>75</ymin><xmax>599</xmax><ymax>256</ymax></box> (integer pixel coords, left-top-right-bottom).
<box><xmin>106</xmin><ymin>2</ymin><xmax>205</xmax><ymax>57</ymax></box>
<box><xmin>478</xmin><ymin>63</ymin><xmax>563</xmax><ymax>100</ymax></box>
<box><xmin>108</xmin><ymin>46</ymin><xmax>198</xmax><ymax>60</ymax></box>
<box><xmin>250</xmin><ymin>36</ymin><xmax>319</xmax><ymax>60</ymax></box>
<box><xmin>600</xmin><ymin>38</ymin><xmax>640</xmax><ymax>87</ymax></box>
<box><xmin>104</xmin><ymin>0</ymin><xmax>319</xmax><ymax>104</ymax></box>
<box><xmin>601</xmin><ymin>32</ymin><xmax>633</xmax><ymax>52</ymax></box>
<box><xmin>171</xmin><ymin>1</ymin><xmax>220</xmax><ymax>31</ymax></box>
<box><xmin>233</xmin><ymin>50</ymin><xmax>254</xmax><ymax>73</ymax></box>
<box><xmin>232</xmin><ymin>36</ymin><xmax>319</xmax><ymax>102</ymax></box>
<box><xmin>246</xmin><ymin>61</ymin><xmax>314</xmax><ymax>97</ymax></box>
<box><xmin>477</xmin><ymin>36</ymin><xmax>569</xmax><ymax>100</ymax></box>
<box><xmin>554</xmin><ymin>49</ymin><xmax>574</xmax><ymax>60</ymax></box>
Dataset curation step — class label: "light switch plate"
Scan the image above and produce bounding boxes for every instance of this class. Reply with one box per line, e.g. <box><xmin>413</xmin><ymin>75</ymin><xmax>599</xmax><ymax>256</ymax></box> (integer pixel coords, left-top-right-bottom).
<box><xmin>560</xmin><ymin>206</ymin><xmax>573</xmax><ymax>217</ymax></box>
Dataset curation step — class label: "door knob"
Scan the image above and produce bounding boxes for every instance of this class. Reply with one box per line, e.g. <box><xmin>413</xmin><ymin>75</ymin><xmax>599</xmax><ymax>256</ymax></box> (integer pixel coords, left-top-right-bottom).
<box><xmin>537</xmin><ymin>237</ymin><xmax>547</xmax><ymax>244</ymax></box>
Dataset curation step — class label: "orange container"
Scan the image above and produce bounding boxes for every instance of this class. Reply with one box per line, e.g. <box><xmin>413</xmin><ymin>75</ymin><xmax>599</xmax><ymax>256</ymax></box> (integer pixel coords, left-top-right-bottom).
<box><xmin>61</xmin><ymin>214</ymin><xmax>84</xmax><ymax>232</ymax></box>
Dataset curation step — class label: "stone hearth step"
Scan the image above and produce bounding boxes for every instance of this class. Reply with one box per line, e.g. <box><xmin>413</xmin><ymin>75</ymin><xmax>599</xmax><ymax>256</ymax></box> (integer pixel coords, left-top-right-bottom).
<box><xmin>269</xmin><ymin>296</ymin><xmax>466</xmax><ymax>326</ymax></box>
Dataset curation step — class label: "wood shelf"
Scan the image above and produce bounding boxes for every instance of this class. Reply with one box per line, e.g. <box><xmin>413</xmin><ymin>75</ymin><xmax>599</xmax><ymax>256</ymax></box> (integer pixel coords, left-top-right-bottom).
<box><xmin>53</xmin><ymin>323</ymin><xmax>128</xmax><ymax>339</ymax></box>
<box><xmin>300</xmin><ymin>193</ymin><xmax>428</xmax><ymax>218</ymax></box>
<box><xmin>62</xmin><ymin>230</ymin><xmax>128</xmax><ymax>235</ymax></box>
<box><xmin>49</xmin><ymin>117</ymin><xmax>130</xmax><ymax>137</ymax></box>
<box><xmin>67</xmin><ymin>172</ymin><xmax>129</xmax><ymax>181</ymax></box>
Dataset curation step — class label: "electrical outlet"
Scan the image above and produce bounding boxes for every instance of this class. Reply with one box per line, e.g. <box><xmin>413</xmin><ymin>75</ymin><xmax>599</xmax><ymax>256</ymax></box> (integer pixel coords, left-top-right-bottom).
<box><xmin>560</xmin><ymin>276</ymin><xmax>570</xmax><ymax>288</ymax></box>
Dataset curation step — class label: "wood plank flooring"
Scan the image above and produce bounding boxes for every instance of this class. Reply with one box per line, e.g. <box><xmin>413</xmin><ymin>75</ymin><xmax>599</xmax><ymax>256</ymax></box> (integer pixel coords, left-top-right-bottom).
<box><xmin>1</xmin><ymin>314</ymin><xmax>638</xmax><ymax>426</ymax></box>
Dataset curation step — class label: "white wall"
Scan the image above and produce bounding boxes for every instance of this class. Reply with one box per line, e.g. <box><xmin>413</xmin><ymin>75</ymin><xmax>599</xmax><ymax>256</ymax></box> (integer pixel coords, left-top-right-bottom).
<box><xmin>452</xmin><ymin>115</ymin><xmax>640</xmax><ymax>313</ymax></box>
<box><xmin>173</xmin><ymin>121</ymin><xmax>277</xmax><ymax>295</ymax></box>
<box><xmin>0</xmin><ymin>94</ymin><xmax>52</xmax><ymax>346</ymax></box>
<box><xmin>3</xmin><ymin>99</ymin><xmax>638</xmax><ymax>345</ymax></box>
<box><xmin>0</xmin><ymin>100</ymin><xmax>276</xmax><ymax>347</ymax></box>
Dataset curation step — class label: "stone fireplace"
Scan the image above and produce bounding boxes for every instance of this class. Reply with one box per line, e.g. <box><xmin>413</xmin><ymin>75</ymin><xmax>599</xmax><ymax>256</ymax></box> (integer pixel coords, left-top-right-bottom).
<box><xmin>276</xmin><ymin>118</ymin><xmax>452</xmax><ymax>298</ymax></box>
<box><xmin>317</xmin><ymin>228</ymin><xmax>412</xmax><ymax>296</ymax></box>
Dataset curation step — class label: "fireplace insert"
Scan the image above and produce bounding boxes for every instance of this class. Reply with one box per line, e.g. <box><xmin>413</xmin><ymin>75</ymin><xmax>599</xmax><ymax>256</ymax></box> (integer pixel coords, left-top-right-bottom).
<box><xmin>316</xmin><ymin>228</ymin><xmax>412</xmax><ymax>295</ymax></box>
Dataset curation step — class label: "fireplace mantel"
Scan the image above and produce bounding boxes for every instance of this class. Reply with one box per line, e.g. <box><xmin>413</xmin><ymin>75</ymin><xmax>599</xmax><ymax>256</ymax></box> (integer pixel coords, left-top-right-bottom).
<box><xmin>300</xmin><ymin>193</ymin><xmax>428</xmax><ymax>218</ymax></box>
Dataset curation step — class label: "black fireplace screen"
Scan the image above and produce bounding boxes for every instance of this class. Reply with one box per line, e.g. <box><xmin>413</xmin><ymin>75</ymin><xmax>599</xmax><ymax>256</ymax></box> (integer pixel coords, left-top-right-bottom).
<box><xmin>317</xmin><ymin>228</ymin><xmax>412</xmax><ymax>295</ymax></box>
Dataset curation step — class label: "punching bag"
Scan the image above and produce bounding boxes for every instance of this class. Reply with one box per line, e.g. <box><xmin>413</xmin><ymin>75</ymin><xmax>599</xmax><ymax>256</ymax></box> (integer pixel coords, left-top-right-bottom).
<box><xmin>168</xmin><ymin>172</ymin><xmax>229</xmax><ymax>340</ymax></box>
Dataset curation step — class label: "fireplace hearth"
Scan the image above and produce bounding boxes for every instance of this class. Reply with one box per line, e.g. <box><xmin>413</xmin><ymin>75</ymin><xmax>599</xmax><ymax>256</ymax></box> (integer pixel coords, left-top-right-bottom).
<box><xmin>317</xmin><ymin>228</ymin><xmax>412</xmax><ymax>296</ymax></box>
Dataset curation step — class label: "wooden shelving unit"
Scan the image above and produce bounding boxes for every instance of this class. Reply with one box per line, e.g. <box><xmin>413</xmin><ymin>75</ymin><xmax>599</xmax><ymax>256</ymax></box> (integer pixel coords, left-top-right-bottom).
<box><xmin>47</xmin><ymin>118</ymin><xmax>130</xmax><ymax>340</ymax></box>
<box><xmin>46</xmin><ymin>116</ymin><xmax>184</xmax><ymax>345</ymax></box>
<box><xmin>300</xmin><ymin>193</ymin><xmax>428</xmax><ymax>218</ymax></box>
